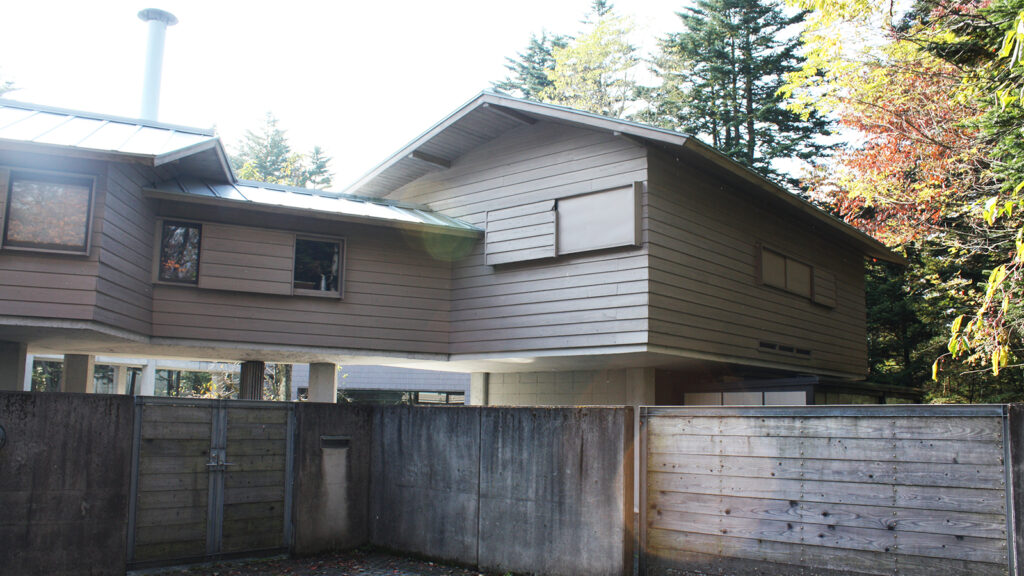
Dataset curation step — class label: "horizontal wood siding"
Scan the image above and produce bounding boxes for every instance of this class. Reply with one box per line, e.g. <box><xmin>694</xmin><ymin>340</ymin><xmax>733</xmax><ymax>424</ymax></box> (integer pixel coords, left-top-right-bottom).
<box><xmin>197</xmin><ymin>224</ymin><xmax>294</xmax><ymax>296</ymax></box>
<box><xmin>644</xmin><ymin>408</ymin><xmax>1010</xmax><ymax>576</ymax></box>
<box><xmin>646</xmin><ymin>148</ymin><xmax>868</xmax><ymax>377</ymax></box>
<box><xmin>0</xmin><ymin>152</ymin><xmax>103</xmax><ymax>321</ymax></box>
<box><xmin>485</xmin><ymin>200</ymin><xmax>556</xmax><ymax>265</ymax></box>
<box><xmin>386</xmin><ymin>121</ymin><xmax>650</xmax><ymax>355</ymax></box>
<box><xmin>151</xmin><ymin>209</ymin><xmax>452</xmax><ymax>355</ymax></box>
<box><xmin>93</xmin><ymin>162</ymin><xmax>162</xmax><ymax>335</ymax></box>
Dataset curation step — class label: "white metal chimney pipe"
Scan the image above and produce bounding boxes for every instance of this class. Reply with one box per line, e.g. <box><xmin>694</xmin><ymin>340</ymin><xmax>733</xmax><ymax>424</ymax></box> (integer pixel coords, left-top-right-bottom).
<box><xmin>138</xmin><ymin>8</ymin><xmax>178</xmax><ymax>121</ymax></box>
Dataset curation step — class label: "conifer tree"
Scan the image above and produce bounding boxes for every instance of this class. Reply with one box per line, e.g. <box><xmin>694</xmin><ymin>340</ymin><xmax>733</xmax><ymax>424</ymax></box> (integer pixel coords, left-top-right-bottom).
<box><xmin>644</xmin><ymin>0</ymin><xmax>832</xmax><ymax>185</ymax></box>
<box><xmin>230</xmin><ymin>113</ymin><xmax>334</xmax><ymax>189</ymax></box>
<box><xmin>492</xmin><ymin>31</ymin><xmax>569</xmax><ymax>100</ymax></box>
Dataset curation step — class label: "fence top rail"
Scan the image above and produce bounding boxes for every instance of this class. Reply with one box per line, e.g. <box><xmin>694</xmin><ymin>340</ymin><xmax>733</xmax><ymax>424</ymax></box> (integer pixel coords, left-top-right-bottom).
<box><xmin>134</xmin><ymin>396</ymin><xmax>294</xmax><ymax>410</ymax></box>
<box><xmin>641</xmin><ymin>404</ymin><xmax>1008</xmax><ymax>418</ymax></box>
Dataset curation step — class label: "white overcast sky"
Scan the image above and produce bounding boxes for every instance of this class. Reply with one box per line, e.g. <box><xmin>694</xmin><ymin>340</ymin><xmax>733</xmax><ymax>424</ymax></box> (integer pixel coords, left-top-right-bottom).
<box><xmin>0</xmin><ymin>1</ymin><xmax>686</xmax><ymax>188</ymax></box>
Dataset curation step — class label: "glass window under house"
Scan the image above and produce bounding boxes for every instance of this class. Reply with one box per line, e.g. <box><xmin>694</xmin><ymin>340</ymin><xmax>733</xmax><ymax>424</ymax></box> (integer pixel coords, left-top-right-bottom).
<box><xmin>158</xmin><ymin>221</ymin><xmax>202</xmax><ymax>284</ymax></box>
<box><xmin>3</xmin><ymin>171</ymin><xmax>93</xmax><ymax>253</ymax></box>
<box><xmin>293</xmin><ymin>237</ymin><xmax>342</xmax><ymax>295</ymax></box>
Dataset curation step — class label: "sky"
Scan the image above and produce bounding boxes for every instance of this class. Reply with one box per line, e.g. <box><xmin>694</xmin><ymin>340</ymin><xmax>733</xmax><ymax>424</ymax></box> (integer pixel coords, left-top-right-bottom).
<box><xmin>0</xmin><ymin>1</ymin><xmax>686</xmax><ymax>189</ymax></box>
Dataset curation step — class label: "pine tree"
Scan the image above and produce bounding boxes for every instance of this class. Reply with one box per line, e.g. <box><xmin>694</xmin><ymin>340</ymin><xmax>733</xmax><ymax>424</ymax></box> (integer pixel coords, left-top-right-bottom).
<box><xmin>492</xmin><ymin>31</ymin><xmax>568</xmax><ymax>100</ymax></box>
<box><xmin>644</xmin><ymin>0</ymin><xmax>832</xmax><ymax>186</ymax></box>
<box><xmin>230</xmin><ymin>113</ymin><xmax>334</xmax><ymax>189</ymax></box>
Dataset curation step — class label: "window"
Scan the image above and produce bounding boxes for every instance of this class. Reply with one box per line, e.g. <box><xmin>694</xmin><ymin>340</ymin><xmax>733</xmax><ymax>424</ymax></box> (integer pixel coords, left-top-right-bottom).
<box><xmin>158</xmin><ymin>221</ymin><xmax>202</xmax><ymax>284</ymax></box>
<box><xmin>293</xmin><ymin>237</ymin><xmax>342</xmax><ymax>296</ymax></box>
<box><xmin>760</xmin><ymin>246</ymin><xmax>812</xmax><ymax>298</ymax></box>
<box><xmin>556</xmin><ymin>183</ymin><xmax>641</xmax><ymax>256</ymax></box>
<box><xmin>2</xmin><ymin>170</ymin><xmax>93</xmax><ymax>253</ymax></box>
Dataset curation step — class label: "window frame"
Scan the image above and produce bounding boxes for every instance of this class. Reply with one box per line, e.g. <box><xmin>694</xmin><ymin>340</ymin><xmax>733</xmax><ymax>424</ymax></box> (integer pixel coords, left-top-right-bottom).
<box><xmin>0</xmin><ymin>167</ymin><xmax>96</xmax><ymax>256</ymax></box>
<box><xmin>757</xmin><ymin>244</ymin><xmax>816</xmax><ymax>302</ymax></box>
<box><xmin>155</xmin><ymin>219</ymin><xmax>203</xmax><ymax>285</ymax></box>
<box><xmin>292</xmin><ymin>234</ymin><xmax>346</xmax><ymax>299</ymax></box>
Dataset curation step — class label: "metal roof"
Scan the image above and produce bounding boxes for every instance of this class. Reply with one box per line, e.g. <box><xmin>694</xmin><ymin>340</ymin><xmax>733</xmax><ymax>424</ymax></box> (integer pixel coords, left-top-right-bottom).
<box><xmin>147</xmin><ymin>177</ymin><xmax>481</xmax><ymax>236</ymax></box>
<box><xmin>0</xmin><ymin>99</ymin><xmax>220</xmax><ymax>164</ymax></box>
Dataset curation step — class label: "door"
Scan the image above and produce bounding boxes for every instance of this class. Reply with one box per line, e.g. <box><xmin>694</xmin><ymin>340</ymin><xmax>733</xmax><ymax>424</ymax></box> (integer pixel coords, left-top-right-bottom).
<box><xmin>126</xmin><ymin>397</ymin><xmax>293</xmax><ymax>569</ymax></box>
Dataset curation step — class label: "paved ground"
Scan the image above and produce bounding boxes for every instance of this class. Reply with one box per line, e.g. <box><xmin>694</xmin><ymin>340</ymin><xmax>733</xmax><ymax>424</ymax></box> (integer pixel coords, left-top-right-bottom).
<box><xmin>144</xmin><ymin>550</ymin><xmax>487</xmax><ymax>576</ymax></box>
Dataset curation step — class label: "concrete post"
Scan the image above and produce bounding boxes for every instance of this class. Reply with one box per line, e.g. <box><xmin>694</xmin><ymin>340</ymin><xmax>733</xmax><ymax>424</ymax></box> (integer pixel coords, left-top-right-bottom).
<box><xmin>23</xmin><ymin>354</ymin><xmax>34</xmax><ymax>391</ymax></box>
<box><xmin>240</xmin><ymin>360</ymin><xmax>265</xmax><ymax>400</ymax></box>
<box><xmin>469</xmin><ymin>372</ymin><xmax>490</xmax><ymax>406</ymax></box>
<box><xmin>307</xmin><ymin>363</ymin><xmax>338</xmax><ymax>403</ymax></box>
<box><xmin>62</xmin><ymin>354</ymin><xmax>95</xmax><ymax>394</ymax></box>
<box><xmin>138</xmin><ymin>360</ymin><xmax>156</xmax><ymax>396</ymax></box>
<box><xmin>0</xmin><ymin>341</ymin><xmax>28</xmax><ymax>392</ymax></box>
<box><xmin>114</xmin><ymin>365</ymin><xmax>128</xmax><ymax>395</ymax></box>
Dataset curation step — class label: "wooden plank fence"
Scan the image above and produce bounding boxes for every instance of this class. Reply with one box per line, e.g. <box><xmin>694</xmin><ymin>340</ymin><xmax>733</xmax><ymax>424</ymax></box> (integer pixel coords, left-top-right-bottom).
<box><xmin>640</xmin><ymin>405</ymin><xmax>1014</xmax><ymax>576</ymax></box>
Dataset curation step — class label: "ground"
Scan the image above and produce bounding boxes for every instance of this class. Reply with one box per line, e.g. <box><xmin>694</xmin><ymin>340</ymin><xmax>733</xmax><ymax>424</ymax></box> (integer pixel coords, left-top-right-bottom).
<box><xmin>143</xmin><ymin>550</ymin><xmax>486</xmax><ymax>576</ymax></box>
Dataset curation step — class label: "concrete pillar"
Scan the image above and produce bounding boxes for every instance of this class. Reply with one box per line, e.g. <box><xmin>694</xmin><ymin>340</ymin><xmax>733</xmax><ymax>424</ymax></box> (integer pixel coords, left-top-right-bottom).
<box><xmin>469</xmin><ymin>372</ymin><xmax>489</xmax><ymax>406</ymax></box>
<box><xmin>61</xmin><ymin>354</ymin><xmax>95</xmax><ymax>394</ymax></box>
<box><xmin>23</xmin><ymin>354</ymin><xmax>34</xmax><ymax>391</ymax></box>
<box><xmin>138</xmin><ymin>360</ymin><xmax>156</xmax><ymax>396</ymax></box>
<box><xmin>239</xmin><ymin>360</ymin><xmax>265</xmax><ymax>400</ymax></box>
<box><xmin>0</xmin><ymin>341</ymin><xmax>28</xmax><ymax>392</ymax></box>
<box><xmin>114</xmin><ymin>366</ymin><xmax>128</xmax><ymax>395</ymax></box>
<box><xmin>307</xmin><ymin>363</ymin><xmax>338</xmax><ymax>403</ymax></box>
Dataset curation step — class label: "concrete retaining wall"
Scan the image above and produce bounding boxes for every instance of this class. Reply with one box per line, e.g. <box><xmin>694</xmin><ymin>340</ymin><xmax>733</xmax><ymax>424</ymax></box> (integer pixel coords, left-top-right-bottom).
<box><xmin>0</xmin><ymin>392</ymin><xmax>134</xmax><ymax>576</ymax></box>
<box><xmin>368</xmin><ymin>406</ymin><xmax>634</xmax><ymax>576</ymax></box>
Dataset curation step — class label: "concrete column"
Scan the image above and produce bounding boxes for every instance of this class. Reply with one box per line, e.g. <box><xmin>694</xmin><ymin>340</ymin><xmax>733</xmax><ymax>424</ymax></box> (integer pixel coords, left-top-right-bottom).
<box><xmin>23</xmin><ymin>353</ymin><xmax>34</xmax><ymax>391</ymax></box>
<box><xmin>307</xmin><ymin>363</ymin><xmax>338</xmax><ymax>403</ymax></box>
<box><xmin>239</xmin><ymin>360</ymin><xmax>265</xmax><ymax>400</ymax></box>
<box><xmin>61</xmin><ymin>354</ymin><xmax>95</xmax><ymax>394</ymax></box>
<box><xmin>469</xmin><ymin>372</ymin><xmax>489</xmax><ymax>406</ymax></box>
<box><xmin>0</xmin><ymin>341</ymin><xmax>28</xmax><ymax>392</ymax></box>
<box><xmin>138</xmin><ymin>360</ymin><xmax>156</xmax><ymax>396</ymax></box>
<box><xmin>114</xmin><ymin>366</ymin><xmax>129</xmax><ymax>395</ymax></box>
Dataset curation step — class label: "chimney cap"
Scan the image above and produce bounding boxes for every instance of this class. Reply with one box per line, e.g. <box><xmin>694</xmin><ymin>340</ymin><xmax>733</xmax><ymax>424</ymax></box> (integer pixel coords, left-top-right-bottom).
<box><xmin>138</xmin><ymin>8</ymin><xmax>178</xmax><ymax>26</ymax></box>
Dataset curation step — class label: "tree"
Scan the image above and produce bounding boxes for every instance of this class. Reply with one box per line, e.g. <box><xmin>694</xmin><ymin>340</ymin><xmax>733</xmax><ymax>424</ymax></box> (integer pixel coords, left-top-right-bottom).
<box><xmin>230</xmin><ymin>113</ymin><xmax>334</xmax><ymax>189</ymax></box>
<box><xmin>643</xmin><ymin>0</ymin><xmax>833</xmax><ymax>185</ymax></box>
<box><xmin>492</xmin><ymin>31</ymin><xmax>569</xmax><ymax>100</ymax></box>
<box><xmin>539</xmin><ymin>2</ymin><xmax>640</xmax><ymax>117</ymax></box>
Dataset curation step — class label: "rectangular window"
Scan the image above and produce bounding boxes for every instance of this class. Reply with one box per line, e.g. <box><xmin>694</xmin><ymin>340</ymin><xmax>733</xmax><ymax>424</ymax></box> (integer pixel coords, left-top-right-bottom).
<box><xmin>556</xmin><ymin>183</ymin><xmax>641</xmax><ymax>256</ymax></box>
<box><xmin>2</xmin><ymin>170</ymin><xmax>93</xmax><ymax>253</ymax></box>
<box><xmin>294</xmin><ymin>237</ymin><xmax>342</xmax><ymax>297</ymax></box>
<box><xmin>158</xmin><ymin>221</ymin><xmax>202</xmax><ymax>284</ymax></box>
<box><xmin>760</xmin><ymin>246</ymin><xmax>814</xmax><ymax>300</ymax></box>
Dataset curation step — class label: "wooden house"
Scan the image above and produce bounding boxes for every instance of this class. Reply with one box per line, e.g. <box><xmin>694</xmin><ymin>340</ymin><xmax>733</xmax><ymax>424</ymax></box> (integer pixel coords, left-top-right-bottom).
<box><xmin>0</xmin><ymin>93</ymin><xmax>912</xmax><ymax>405</ymax></box>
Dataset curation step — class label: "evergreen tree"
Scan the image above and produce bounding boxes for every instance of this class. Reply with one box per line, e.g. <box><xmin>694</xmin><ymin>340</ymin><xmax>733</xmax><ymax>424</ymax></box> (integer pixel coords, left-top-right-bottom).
<box><xmin>644</xmin><ymin>0</ymin><xmax>832</xmax><ymax>185</ymax></box>
<box><xmin>492</xmin><ymin>31</ymin><xmax>568</xmax><ymax>100</ymax></box>
<box><xmin>230</xmin><ymin>113</ymin><xmax>334</xmax><ymax>189</ymax></box>
<box><xmin>541</xmin><ymin>2</ymin><xmax>639</xmax><ymax>117</ymax></box>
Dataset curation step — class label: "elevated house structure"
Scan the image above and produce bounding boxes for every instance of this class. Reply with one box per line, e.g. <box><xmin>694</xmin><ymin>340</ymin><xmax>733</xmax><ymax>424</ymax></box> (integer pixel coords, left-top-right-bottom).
<box><xmin>0</xmin><ymin>92</ymin><xmax>913</xmax><ymax>406</ymax></box>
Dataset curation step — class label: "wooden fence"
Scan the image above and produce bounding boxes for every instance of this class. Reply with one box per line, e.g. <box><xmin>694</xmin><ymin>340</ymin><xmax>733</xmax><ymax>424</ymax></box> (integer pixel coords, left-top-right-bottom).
<box><xmin>640</xmin><ymin>405</ymin><xmax>1016</xmax><ymax>576</ymax></box>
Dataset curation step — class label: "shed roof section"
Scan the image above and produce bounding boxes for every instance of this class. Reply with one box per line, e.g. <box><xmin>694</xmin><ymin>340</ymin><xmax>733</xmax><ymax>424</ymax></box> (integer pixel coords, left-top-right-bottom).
<box><xmin>0</xmin><ymin>99</ymin><xmax>228</xmax><ymax>178</ymax></box>
<box><xmin>147</xmin><ymin>177</ymin><xmax>481</xmax><ymax>236</ymax></box>
<box><xmin>344</xmin><ymin>91</ymin><xmax>904</xmax><ymax>264</ymax></box>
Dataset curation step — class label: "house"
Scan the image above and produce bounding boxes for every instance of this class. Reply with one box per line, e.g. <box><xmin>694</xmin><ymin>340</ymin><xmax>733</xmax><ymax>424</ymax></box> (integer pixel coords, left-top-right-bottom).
<box><xmin>0</xmin><ymin>92</ymin><xmax>912</xmax><ymax>406</ymax></box>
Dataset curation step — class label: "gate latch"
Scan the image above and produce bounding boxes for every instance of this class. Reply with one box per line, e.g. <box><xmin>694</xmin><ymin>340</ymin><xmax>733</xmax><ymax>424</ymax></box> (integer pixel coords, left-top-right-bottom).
<box><xmin>206</xmin><ymin>448</ymin><xmax>234</xmax><ymax>472</ymax></box>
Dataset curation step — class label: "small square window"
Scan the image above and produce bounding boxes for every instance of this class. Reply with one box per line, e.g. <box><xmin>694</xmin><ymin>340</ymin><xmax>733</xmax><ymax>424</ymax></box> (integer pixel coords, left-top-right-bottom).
<box><xmin>3</xmin><ymin>171</ymin><xmax>93</xmax><ymax>253</ymax></box>
<box><xmin>158</xmin><ymin>221</ymin><xmax>202</xmax><ymax>284</ymax></box>
<box><xmin>294</xmin><ymin>238</ymin><xmax>342</xmax><ymax>296</ymax></box>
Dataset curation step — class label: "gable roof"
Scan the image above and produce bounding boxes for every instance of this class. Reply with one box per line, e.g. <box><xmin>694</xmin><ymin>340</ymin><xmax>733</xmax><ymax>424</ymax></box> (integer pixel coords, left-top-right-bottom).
<box><xmin>343</xmin><ymin>91</ymin><xmax>905</xmax><ymax>264</ymax></box>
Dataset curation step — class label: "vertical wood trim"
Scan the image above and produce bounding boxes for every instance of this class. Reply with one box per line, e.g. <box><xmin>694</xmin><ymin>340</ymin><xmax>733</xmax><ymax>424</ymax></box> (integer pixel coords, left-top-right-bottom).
<box><xmin>623</xmin><ymin>406</ymin><xmax>636</xmax><ymax>576</ymax></box>
<box><xmin>126</xmin><ymin>398</ymin><xmax>144</xmax><ymax>564</ymax></box>
<box><xmin>283</xmin><ymin>404</ymin><xmax>296</xmax><ymax>551</ymax></box>
<box><xmin>1007</xmin><ymin>405</ymin><xmax>1022</xmax><ymax>575</ymax></box>
<box><xmin>0</xmin><ymin>167</ymin><xmax>9</xmax><ymax>249</ymax></box>
<box><xmin>638</xmin><ymin>407</ymin><xmax>649</xmax><ymax>576</ymax></box>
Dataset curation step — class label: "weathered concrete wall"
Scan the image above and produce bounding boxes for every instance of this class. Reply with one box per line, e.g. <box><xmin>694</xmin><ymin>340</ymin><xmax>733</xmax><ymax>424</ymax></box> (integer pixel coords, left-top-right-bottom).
<box><xmin>0</xmin><ymin>392</ymin><xmax>134</xmax><ymax>576</ymax></box>
<box><xmin>368</xmin><ymin>405</ymin><xmax>633</xmax><ymax>576</ymax></box>
<box><xmin>292</xmin><ymin>404</ymin><xmax>373</xmax><ymax>554</ymax></box>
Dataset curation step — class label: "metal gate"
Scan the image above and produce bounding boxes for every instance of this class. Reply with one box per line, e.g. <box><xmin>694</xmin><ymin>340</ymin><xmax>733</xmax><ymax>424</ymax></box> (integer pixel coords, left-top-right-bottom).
<box><xmin>126</xmin><ymin>397</ymin><xmax>294</xmax><ymax>569</ymax></box>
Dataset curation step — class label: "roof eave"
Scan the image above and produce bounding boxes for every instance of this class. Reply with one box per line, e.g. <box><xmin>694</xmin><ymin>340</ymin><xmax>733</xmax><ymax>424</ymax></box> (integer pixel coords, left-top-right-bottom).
<box><xmin>142</xmin><ymin>187</ymin><xmax>483</xmax><ymax>238</ymax></box>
